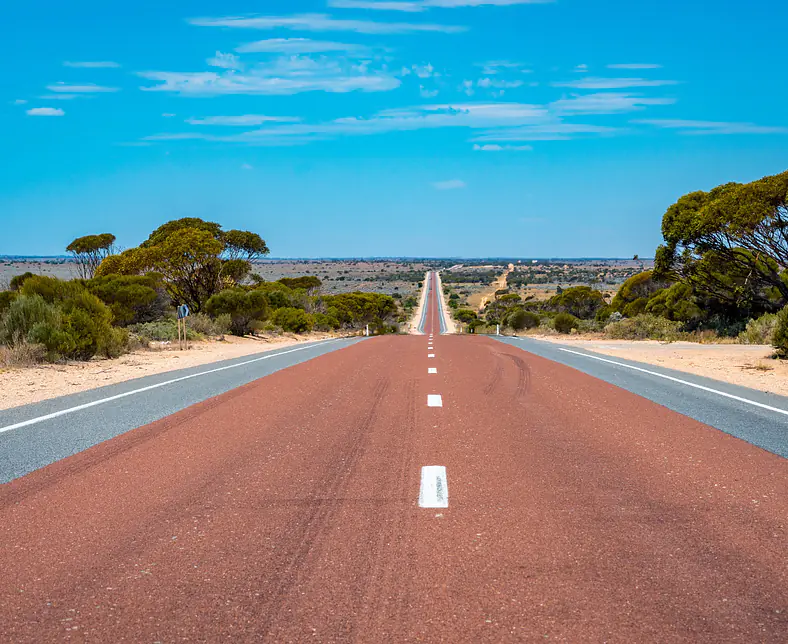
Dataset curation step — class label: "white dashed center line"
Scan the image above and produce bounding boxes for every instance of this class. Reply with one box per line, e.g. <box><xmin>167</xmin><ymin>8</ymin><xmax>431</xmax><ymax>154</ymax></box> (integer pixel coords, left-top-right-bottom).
<box><xmin>428</xmin><ymin>353</ymin><xmax>435</xmax><ymax>358</ymax></box>
<box><xmin>428</xmin><ymin>367</ymin><xmax>437</xmax><ymax>374</ymax></box>
<box><xmin>427</xmin><ymin>394</ymin><xmax>443</xmax><ymax>407</ymax></box>
<box><xmin>419</xmin><ymin>466</ymin><xmax>449</xmax><ymax>508</ymax></box>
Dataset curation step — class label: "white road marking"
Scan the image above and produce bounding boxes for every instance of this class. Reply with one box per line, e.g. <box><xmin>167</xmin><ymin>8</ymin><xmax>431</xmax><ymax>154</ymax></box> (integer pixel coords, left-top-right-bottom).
<box><xmin>428</xmin><ymin>367</ymin><xmax>437</xmax><ymax>374</ymax></box>
<box><xmin>419</xmin><ymin>466</ymin><xmax>449</xmax><ymax>508</ymax></box>
<box><xmin>427</xmin><ymin>394</ymin><xmax>443</xmax><ymax>407</ymax></box>
<box><xmin>558</xmin><ymin>348</ymin><xmax>788</xmax><ymax>417</ymax></box>
<box><xmin>428</xmin><ymin>353</ymin><xmax>435</xmax><ymax>358</ymax></box>
<box><xmin>0</xmin><ymin>339</ymin><xmax>344</xmax><ymax>435</ymax></box>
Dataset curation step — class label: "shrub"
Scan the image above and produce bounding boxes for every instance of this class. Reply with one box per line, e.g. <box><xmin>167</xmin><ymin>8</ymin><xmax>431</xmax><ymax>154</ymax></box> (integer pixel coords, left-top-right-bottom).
<box><xmin>312</xmin><ymin>312</ymin><xmax>340</xmax><ymax>331</ymax></box>
<box><xmin>738</xmin><ymin>312</ymin><xmax>779</xmax><ymax>345</ymax></box>
<box><xmin>9</xmin><ymin>272</ymin><xmax>35</xmax><ymax>292</ymax></box>
<box><xmin>205</xmin><ymin>288</ymin><xmax>269</xmax><ymax>336</ymax></box>
<box><xmin>506</xmin><ymin>309</ymin><xmax>540</xmax><ymax>331</ymax></box>
<box><xmin>85</xmin><ymin>274</ymin><xmax>166</xmax><ymax>326</ymax></box>
<box><xmin>272</xmin><ymin>307</ymin><xmax>313</xmax><ymax>333</ymax></box>
<box><xmin>130</xmin><ymin>318</ymin><xmax>201</xmax><ymax>342</ymax></box>
<box><xmin>604</xmin><ymin>314</ymin><xmax>682</xmax><ymax>341</ymax></box>
<box><xmin>0</xmin><ymin>295</ymin><xmax>60</xmax><ymax>347</ymax></box>
<box><xmin>0</xmin><ymin>291</ymin><xmax>17</xmax><ymax>318</ymax></box>
<box><xmin>547</xmin><ymin>286</ymin><xmax>606</xmax><ymax>319</ymax></box>
<box><xmin>772</xmin><ymin>306</ymin><xmax>788</xmax><ymax>358</ymax></box>
<box><xmin>455</xmin><ymin>309</ymin><xmax>478</xmax><ymax>324</ymax></box>
<box><xmin>554</xmin><ymin>312</ymin><xmax>580</xmax><ymax>334</ymax></box>
<box><xmin>0</xmin><ymin>342</ymin><xmax>47</xmax><ymax>367</ymax></box>
<box><xmin>188</xmin><ymin>312</ymin><xmax>231</xmax><ymax>337</ymax></box>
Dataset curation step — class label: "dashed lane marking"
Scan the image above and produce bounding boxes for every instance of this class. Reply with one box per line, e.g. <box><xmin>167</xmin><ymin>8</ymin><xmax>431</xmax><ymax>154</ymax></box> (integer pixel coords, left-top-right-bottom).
<box><xmin>419</xmin><ymin>466</ymin><xmax>449</xmax><ymax>508</ymax></box>
<box><xmin>428</xmin><ymin>368</ymin><xmax>437</xmax><ymax>374</ymax></box>
<box><xmin>428</xmin><ymin>354</ymin><xmax>435</xmax><ymax>358</ymax></box>
<box><xmin>427</xmin><ymin>394</ymin><xmax>443</xmax><ymax>407</ymax></box>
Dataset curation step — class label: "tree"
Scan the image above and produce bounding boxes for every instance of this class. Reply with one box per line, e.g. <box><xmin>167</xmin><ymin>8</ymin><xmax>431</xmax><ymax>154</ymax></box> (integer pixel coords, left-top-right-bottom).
<box><xmin>548</xmin><ymin>286</ymin><xmax>606</xmax><ymax>319</ymax></box>
<box><xmin>655</xmin><ymin>170</ymin><xmax>788</xmax><ymax>315</ymax></box>
<box><xmin>96</xmin><ymin>218</ymin><xmax>269</xmax><ymax>313</ymax></box>
<box><xmin>67</xmin><ymin>234</ymin><xmax>116</xmax><ymax>279</ymax></box>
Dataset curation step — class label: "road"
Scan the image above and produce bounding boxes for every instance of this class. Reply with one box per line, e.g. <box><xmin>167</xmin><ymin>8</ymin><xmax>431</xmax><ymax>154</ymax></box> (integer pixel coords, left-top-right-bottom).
<box><xmin>1</xmin><ymin>272</ymin><xmax>787</xmax><ymax>642</ymax></box>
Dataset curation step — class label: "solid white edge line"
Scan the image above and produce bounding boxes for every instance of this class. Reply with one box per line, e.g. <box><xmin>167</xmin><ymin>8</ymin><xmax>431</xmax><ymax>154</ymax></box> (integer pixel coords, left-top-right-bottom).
<box><xmin>418</xmin><ymin>465</ymin><xmax>449</xmax><ymax>508</ymax></box>
<box><xmin>0</xmin><ymin>339</ymin><xmax>344</xmax><ymax>434</ymax></box>
<box><xmin>427</xmin><ymin>394</ymin><xmax>443</xmax><ymax>407</ymax></box>
<box><xmin>557</xmin><ymin>347</ymin><xmax>788</xmax><ymax>417</ymax></box>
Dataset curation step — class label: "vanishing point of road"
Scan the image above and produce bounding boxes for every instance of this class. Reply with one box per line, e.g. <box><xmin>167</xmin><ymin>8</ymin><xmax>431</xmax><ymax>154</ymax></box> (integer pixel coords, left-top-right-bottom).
<box><xmin>1</xmin><ymin>272</ymin><xmax>787</xmax><ymax>642</ymax></box>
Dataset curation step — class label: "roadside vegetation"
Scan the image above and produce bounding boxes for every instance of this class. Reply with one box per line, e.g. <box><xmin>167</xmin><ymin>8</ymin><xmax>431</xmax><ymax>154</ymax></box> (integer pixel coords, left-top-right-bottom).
<box><xmin>0</xmin><ymin>218</ymin><xmax>400</xmax><ymax>366</ymax></box>
<box><xmin>450</xmin><ymin>169</ymin><xmax>788</xmax><ymax>357</ymax></box>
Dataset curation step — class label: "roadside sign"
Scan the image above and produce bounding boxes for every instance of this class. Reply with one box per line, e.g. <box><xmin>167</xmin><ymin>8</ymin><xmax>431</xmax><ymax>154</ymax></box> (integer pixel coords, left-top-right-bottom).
<box><xmin>177</xmin><ymin>304</ymin><xmax>190</xmax><ymax>320</ymax></box>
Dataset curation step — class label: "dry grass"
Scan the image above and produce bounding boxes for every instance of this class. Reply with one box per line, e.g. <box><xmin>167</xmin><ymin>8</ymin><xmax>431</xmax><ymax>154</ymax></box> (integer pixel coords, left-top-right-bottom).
<box><xmin>741</xmin><ymin>360</ymin><xmax>775</xmax><ymax>372</ymax></box>
<box><xmin>0</xmin><ymin>343</ymin><xmax>47</xmax><ymax>368</ymax></box>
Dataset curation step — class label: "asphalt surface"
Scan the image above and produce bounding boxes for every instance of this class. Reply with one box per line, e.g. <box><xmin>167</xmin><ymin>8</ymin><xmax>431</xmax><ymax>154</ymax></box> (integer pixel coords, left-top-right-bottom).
<box><xmin>1</xmin><ymin>275</ymin><xmax>787</xmax><ymax>642</ymax></box>
<box><xmin>0</xmin><ymin>338</ymin><xmax>362</xmax><ymax>483</ymax></box>
<box><xmin>495</xmin><ymin>335</ymin><xmax>788</xmax><ymax>459</ymax></box>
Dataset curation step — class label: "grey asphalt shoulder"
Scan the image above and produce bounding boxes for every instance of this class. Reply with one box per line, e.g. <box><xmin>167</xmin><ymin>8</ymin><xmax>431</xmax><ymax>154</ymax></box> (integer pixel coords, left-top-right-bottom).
<box><xmin>496</xmin><ymin>335</ymin><xmax>788</xmax><ymax>459</ymax></box>
<box><xmin>0</xmin><ymin>337</ymin><xmax>363</xmax><ymax>483</ymax></box>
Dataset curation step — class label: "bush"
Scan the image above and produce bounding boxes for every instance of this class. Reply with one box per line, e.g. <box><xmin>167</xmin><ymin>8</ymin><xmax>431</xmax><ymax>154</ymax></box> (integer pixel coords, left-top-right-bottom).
<box><xmin>312</xmin><ymin>312</ymin><xmax>340</xmax><ymax>331</ymax></box>
<box><xmin>506</xmin><ymin>309</ymin><xmax>540</xmax><ymax>331</ymax></box>
<box><xmin>0</xmin><ymin>295</ymin><xmax>60</xmax><ymax>347</ymax></box>
<box><xmin>772</xmin><ymin>306</ymin><xmax>788</xmax><ymax>357</ymax></box>
<box><xmin>188</xmin><ymin>312</ymin><xmax>231</xmax><ymax>337</ymax></box>
<box><xmin>85</xmin><ymin>274</ymin><xmax>166</xmax><ymax>326</ymax></box>
<box><xmin>739</xmin><ymin>312</ymin><xmax>779</xmax><ymax>345</ymax></box>
<box><xmin>205</xmin><ymin>288</ymin><xmax>268</xmax><ymax>336</ymax></box>
<box><xmin>9</xmin><ymin>272</ymin><xmax>35</xmax><ymax>292</ymax></box>
<box><xmin>272</xmin><ymin>307</ymin><xmax>313</xmax><ymax>333</ymax></box>
<box><xmin>130</xmin><ymin>318</ymin><xmax>201</xmax><ymax>342</ymax></box>
<box><xmin>0</xmin><ymin>342</ymin><xmax>47</xmax><ymax>367</ymax></box>
<box><xmin>0</xmin><ymin>291</ymin><xmax>17</xmax><ymax>318</ymax></box>
<box><xmin>554</xmin><ymin>313</ymin><xmax>580</xmax><ymax>334</ymax></box>
<box><xmin>604</xmin><ymin>314</ymin><xmax>683</xmax><ymax>341</ymax></box>
<box><xmin>547</xmin><ymin>286</ymin><xmax>606</xmax><ymax>319</ymax></box>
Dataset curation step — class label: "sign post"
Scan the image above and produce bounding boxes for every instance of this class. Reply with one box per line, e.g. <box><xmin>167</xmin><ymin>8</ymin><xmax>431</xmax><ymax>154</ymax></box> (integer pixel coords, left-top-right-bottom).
<box><xmin>176</xmin><ymin>304</ymin><xmax>190</xmax><ymax>350</ymax></box>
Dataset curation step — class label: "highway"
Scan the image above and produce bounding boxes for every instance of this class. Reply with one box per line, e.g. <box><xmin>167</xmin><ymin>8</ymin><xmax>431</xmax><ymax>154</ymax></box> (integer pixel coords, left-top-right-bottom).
<box><xmin>1</xmin><ymin>272</ymin><xmax>787</xmax><ymax>642</ymax></box>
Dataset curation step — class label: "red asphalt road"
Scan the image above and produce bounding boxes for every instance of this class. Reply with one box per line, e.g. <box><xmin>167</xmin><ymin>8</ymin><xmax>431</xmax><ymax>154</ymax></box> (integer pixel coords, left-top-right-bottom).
<box><xmin>1</xmin><ymin>272</ymin><xmax>787</xmax><ymax>642</ymax></box>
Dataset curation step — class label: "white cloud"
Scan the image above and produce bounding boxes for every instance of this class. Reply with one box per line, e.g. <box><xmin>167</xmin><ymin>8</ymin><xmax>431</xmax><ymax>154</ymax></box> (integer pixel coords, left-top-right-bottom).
<box><xmin>552</xmin><ymin>77</ymin><xmax>679</xmax><ymax>89</ymax></box>
<box><xmin>241</xmin><ymin>163</ymin><xmax>254</xmax><ymax>170</ymax></box>
<box><xmin>189</xmin><ymin>13</ymin><xmax>467</xmax><ymax>34</ymax></box>
<box><xmin>433</xmin><ymin>179</ymin><xmax>466</xmax><ymax>190</ymax></box>
<box><xmin>63</xmin><ymin>61</ymin><xmax>121</xmax><ymax>68</ymax></box>
<box><xmin>236</xmin><ymin>38</ymin><xmax>368</xmax><ymax>54</ymax></box>
<box><xmin>26</xmin><ymin>107</ymin><xmax>65</xmax><ymax>116</ymax></box>
<box><xmin>187</xmin><ymin>114</ymin><xmax>301</xmax><ymax>126</ymax></box>
<box><xmin>162</xmin><ymin>113</ymin><xmax>177</xmax><ymax>118</ymax></box>
<box><xmin>472</xmin><ymin>122</ymin><xmax>619</xmax><ymax>142</ymax></box>
<box><xmin>46</xmin><ymin>82</ymin><xmax>120</xmax><ymax>93</ymax></box>
<box><xmin>551</xmin><ymin>93</ymin><xmax>675</xmax><ymax>114</ymax></box>
<box><xmin>478</xmin><ymin>60</ymin><xmax>530</xmax><ymax>75</ymax></box>
<box><xmin>473</xmin><ymin>143</ymin><xmax>532</xmax><ymax>151</ymax></box>
<box><xmin>207</xmin><ymin>51</ymin><xmax>243</xmax><ymax>69</ymax></box>
<box><xmin>634</xmin><ymin>119</ymin><xmax>788</xmax><ymax>135</ymax></box>
<box><xmin>12</xmin><ymin>99</ymin><xmax>28</xmax><ymax>105</ymax></box>
<box><xmin>573</xmin><ymin>64</ymin><xmax>588</xmax><ymax>73</ymax></box>
<box><xmin>413</xmin><ymin>63</ymin><xmax>437</xmax><ymax>78</ymax></box>
<box><xmin>477</xmin><ymin>77</ymin><xmax>523</xmax><ymax>89</ymax></box>
<box><xmin>329</xmin><ymin>0</ymin><xmax>554</xmax><ymax>9</ymax></box>
<box><xmin>420</xmin><ymin>85</ymin><xmax>439</xmax><ymax>98</ymax></box>
<box><xmin>460</xmin><ymin>79</ymin><xmax>475</xmax><ymax>96</ymax></box>
<box><xmin>139</xmin><ymin>55</ymin><xmax>401</xmax><ymax>96</ymax></box>
<box><xmin>607</xmin><ymin>63</ymin><xmax>662</xmax><ymax>70</ymax></box>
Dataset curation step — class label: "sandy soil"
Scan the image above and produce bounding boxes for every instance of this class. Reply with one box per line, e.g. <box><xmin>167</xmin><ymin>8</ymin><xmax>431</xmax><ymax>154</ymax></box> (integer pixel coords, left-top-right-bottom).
<box><xmin>528</xmin><ymin>335</ymin><xmax>788</xmax><ymax>397</ymax></box>
<box><xmin>470</xmin><ymin>263</ymin><xmax>514</xmax><ymax>311</ymax></box>
<box><xmin>0</xmin><ymin>333</ymin><xmax>346</xmax><ymax>412</ymax></box>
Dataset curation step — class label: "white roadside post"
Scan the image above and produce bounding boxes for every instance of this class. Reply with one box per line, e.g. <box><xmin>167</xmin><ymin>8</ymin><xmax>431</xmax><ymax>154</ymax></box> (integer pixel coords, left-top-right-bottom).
<box><xmin>365</xmin><ymin>324</ymin><xmax>369</xmax><ymax>337</ymax></box>
<box><xmin>496</xmin><ymin>324</ymin><xmax>500</xmax><ymax>336</ymax></box>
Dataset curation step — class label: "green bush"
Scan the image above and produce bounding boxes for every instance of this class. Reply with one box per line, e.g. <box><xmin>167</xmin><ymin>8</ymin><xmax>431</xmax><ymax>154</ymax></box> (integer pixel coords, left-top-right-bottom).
<box><xmin>604</xmin><ymin>314</ymin><xmax>683</xmax><ymax>341</ymax></box>
<box><xmin>188</xmin><ymin>312</ymin><xmax>231</xmax><ymax>337</ymax></box>
<box><xmin>130</xmin><ymin>318</ymin><xmax>201</xmax><ymax>342</ymax></box>
<box><xmin>772</xmin><ymin>306</ymin><xmax>788</xmax><ymax>357</ymax></box>
<box><xmin>739</xmin><ymin>312</ymin><xmax>779</xmax><ymax>345</ymax></box>
<box><xmin>554</xmin><ymin>312</ymin><xmax>580</xmax><ymax>334</ymax></box>
<box><xmin>85</xmin><ymin>274</ymin><xmax>166</xmax><ymax>326</ymax></box>
<box><xmin>0</xmin><ymin>291</ymin><xmax>17</xmax><ymax>318</ymax></box>
<box><xmin>0</xmin><ymin>295</ymin><xmax>60</xmax><ymax>347</ymax></box>
<box><xmin>547</xmin><ymin>286</ymin><xmax>606</xmax><ymax>319</ymax></box>
<box><xmin>312</xmin><ymin>312</ymin><xmax>340</xmax><ymax>331</ymax></box>
<box><xmin>9</xmin><ymin>272</ymin><xmax>35</xmax><ymax>292</ymax></box>
<box><xmin>205</xmin><ymin>288</ymin><xmax>268</xmax><ymax>336</ymax></box>
<box><xmin>272</xmin><ymin>307</ymin><xmax>313</xmax><ymax>333</ymax></box>
<box><xmin>506</xmin><ymin>309</ymin><xmax>540</xmax><ymax>330</ymax></box>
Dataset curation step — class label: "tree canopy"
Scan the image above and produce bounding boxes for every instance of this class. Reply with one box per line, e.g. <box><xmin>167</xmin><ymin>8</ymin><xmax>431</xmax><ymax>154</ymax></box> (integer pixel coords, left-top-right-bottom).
<box><xmin>67</xmin><ymin>233</ymin><xmax>116</xmax><ymax>279</ymax></box>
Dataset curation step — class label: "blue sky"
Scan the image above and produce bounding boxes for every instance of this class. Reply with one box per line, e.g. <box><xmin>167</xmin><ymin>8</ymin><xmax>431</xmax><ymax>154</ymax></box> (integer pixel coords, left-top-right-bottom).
<box><xmin>2</xmin><ymin>0</ymin><xmax>787</xmax><ymax>257</ymax></box>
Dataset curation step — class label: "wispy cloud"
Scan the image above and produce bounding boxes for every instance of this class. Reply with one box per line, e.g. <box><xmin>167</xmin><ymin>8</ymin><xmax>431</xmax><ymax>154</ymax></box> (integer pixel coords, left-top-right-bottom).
<box><xmin>433</xmin><ymin>179</ymin><xmax>466</xmax><ymax>190</ymax></box>
<box><xmin>37</xmin><ymin>94</ymin><xmax>81</xmax><ymax>100</ymax></box>
<box><xmin>634</xmin><ymin>119</ymin><xmax>788</xmax><ymax>135</ymax></box>
<box><xmin>236</xmin><ymin>38</ymin><xmax>369</xmax><ymax>54</ymax></box>
<box><xmin>12</xmin><ymin>99</ymin><xmax>28</xmax><ymax>105</ymax></box>
<box><xmin>477</xmin><ymin>77</ymin><xmax>523</xmax><ymax>89</ymax></box>
<box><xmin>46</xmin><ymin>82</ymin><xmax>120</xmax><ymax>93</ymax></box>
<box><xmin>552</xmin><ymin>93</ymin><xmax>675</xmax><ymax>114</ymax></box>
<box><xmin>63</xmin><ymin>61</ymin><xmax>121</xmax><ymax>68</ymax></box>
<box><xmin>162</xmin><ymin>113</ymin><xmax>177</xmax><ymax>118</ymax></box>
<box><xmin>472</xmin><ymin>122</ymin><xmax>619</xmax><ymax>142</ymax></box>
<box><xmin>420</xmin><ymin>86</ymin><xmax>439</xmax><ymax>98</ymax></box>
<box><xmin>189</xmin><ymin>13</ymin><xmax>467</xmax><ymax>34</ymax></box>
<box><xmin>607</xmin><ymin>63</ymin><xmax>662</xmax><ymax>70</ymax></box>
<box><xmin>207</xmin><ymin>51</ymin><xmax>243</xmax><ymax>69</ymax></box>
<box><xmin>187</xmin><ymin>115</ymin><xmax>301</xmax><ymax>126</ymax></box>
<box><xmin>478</xmin><ymin>60</ymin><xmax>530</xmax><ymax>75</ymax></box>
<box><xmin>139</xmin><ymin>55</ymin><xmax>401</xmax><ymax>96</ymax></box>
<box><xmin>27</xmin><ymin>107</ymin><xmax>65</xmax><ymax>116</ymax></box>
<box><xmin>330</xmin><ymin>0</ymin><xmax>553</xmax><ymax>10</ymax></box>
<box><xmin>473</xmin><ymin>143</ymin><xmax>532</xmax><ymax>151</ymax></box>
<box><xmin>552</xmin><ymin>77</ymin><xmax>679</xmax><ymax>89</ymax></box>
